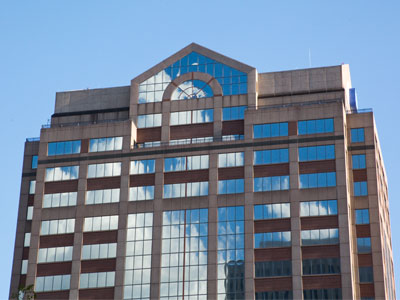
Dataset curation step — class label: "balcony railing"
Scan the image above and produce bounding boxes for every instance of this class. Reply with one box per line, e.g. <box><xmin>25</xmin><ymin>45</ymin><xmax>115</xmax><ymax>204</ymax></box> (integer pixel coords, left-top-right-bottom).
<box><xmin>346</xmin><ymin>108</ymin><xmax>373</xmax><ymax>114</ymax></box>
<box><xmin>26</xmin><ymin>137</ymin><xmax>40</xmax><ymax>142</ymax></box>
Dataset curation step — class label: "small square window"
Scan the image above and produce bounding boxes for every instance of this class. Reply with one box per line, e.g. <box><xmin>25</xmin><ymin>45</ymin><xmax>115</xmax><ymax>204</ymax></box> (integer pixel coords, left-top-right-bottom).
<box><xmin>351</xmin><ymin>128</ymin><xmax>365</xmax><ymax>143</ymax></box>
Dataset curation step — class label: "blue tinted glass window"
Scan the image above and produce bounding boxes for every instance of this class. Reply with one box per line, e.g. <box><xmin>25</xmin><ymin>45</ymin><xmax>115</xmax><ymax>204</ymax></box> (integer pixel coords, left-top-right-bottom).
<box><xmin>48</xmin><ymin>141</ymin><xmax>81</xmax><ymax>156</ymax></box>
<box><xmin>299</xmin><ymin>172</ymin><xmax>336</xmax><ymax>189</ymax></box>
<box><xmin>354</xmin><ymin>181</ymin><xmax>368</xmax><ymax>196</ymax></box>
<box><xmin>351</xmin><ymin>128</ymin><xmax>365</xmax><ymax>143</ymax></box>
<box><xmin>222</xmin><ymin>106</ymin><xmax>247</xmax><ymax>121</ymax></box>
<box><xmin>253</xmin><ymin>149</ymin><xmax>289</xmax><ymax>165</ymax></box>
<box><xmin>355</xmin><ymin>209</ymin><xmax>369</xmax><ymax>224</ymax></box>
<box><xmin>352</xmin><ymin>154</ymin><xmax>366</xmax><ymax>169</ymax></box>
<box><xmin>32</xmin><ymin>156</ymin><xmax>38</xmax><ymax>169</ymax></box>
<box><xmin>253</xmin><ymin>122</ymin><xmax>288</xmax><ymax>139</ymax></box>
<box><xmin>218</xmin><ymin>179</ymin><xmax>244</xmax><ymax>194</ymax></box>
<box><xmin>298</xmin><ymin>118</ymin><xmax>334</xmax><ymax>135</ymax></box>
<box><xmin>359</xmin><ymin>266</ymin><xmax>374</xmax><ymax>283</ymax></box>
<box><xmin>357</xmin><ymin>237</ymin><xmax>372</xmax><ymax>253</ymax></box>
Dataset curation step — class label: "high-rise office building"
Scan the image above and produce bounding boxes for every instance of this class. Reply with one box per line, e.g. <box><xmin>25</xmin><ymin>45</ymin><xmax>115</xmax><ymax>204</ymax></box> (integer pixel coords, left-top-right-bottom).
<box><xmin>10</xmin><ymin>43</ymin><xmax>395</xmax><ymax>299</ymax></box>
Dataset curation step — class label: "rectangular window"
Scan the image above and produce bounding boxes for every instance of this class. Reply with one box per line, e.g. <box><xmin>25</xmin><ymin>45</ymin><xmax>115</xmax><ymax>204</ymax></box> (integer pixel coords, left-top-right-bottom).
<box><xmin>170</xmin><ymin>109</ymin><xmax>213</xmax><ymax>125</ymax></box>
<box><xmin>130</xmin><ymin>159</ymin><xmax>155</xmax><ymax>174</ymax></box>
<box><xmin>137</xmin><ymin>113</ymin><xmax>162</xmax><ymax>128</ymax></box>
<box><xmin>45</xmin><ymin>166</ymin><xmax>79</xmax><ymax>182</ymax></box>
<box><xmin>48</xmin><ymin>140</ymin><xmax>81</xmax><ymax>156</ymax></box>
<box><xmin>21</xmin><ymin>260</ymin><xmax>28</xmax><ymax>275</ymax></box>
<box><xmin>254</xmin><ymin>176</ymin><xmax>289</xmax><ymax>192</ymax></box>
<box><xmin>83</xmin><ymin>216</ymin><xmax>119</xmax><ymax>232</ymax></box>
<box><xmin>351</xmin><ymin>128</ymin><xmax>365</xmax><ymax>143</ymax></box>
<box><xmin>79</xmin><ymin>271</ymin><xmax>115</xmax><ymax>289</ymax></box>
<box><xmin>163</xmin><ymin>182</ymin><xmax>209</xmax><ymax>198</ymax></box>
<box><xmin>298</xmin><ymin>118</ymin><xmax>334</xmax><ymax>135</ymax></box>
<box><xmin>254</xmin><ymin>232</ymin><xmax>291</xmax><ymax>248</ymax></box>
<box><xmin>222</xmin><ymin>106</ymin><xmax>246</xmax><ymax>121</ymax></box>
<box><xmin>359</xmin><ymin>266</ymin><xmax>374</xmax><ymax>283</ymax></box>
<box><xmin>355</xmin><ymin>209</ymin><xmax>370</xmax><ymax>224</ymax></box>
<box><xmin>81</xmin><ymin>243</ymin><xmax>117</xmax><ymax>260</ymax></box>
<box><xmin>87</xmin><ymin>162</ymin><xmax>121</xmax><ymax>178</ymax></box>
<box><xmin>169</xmin><ymin>137</ymin><xmax>213</xmax><ymax>145</ymax></box>
<box><xmin>40</xmin><ymin>219</ymin><xmax>75</xmax><ymax>235</ymax></box>
<box><xmin>254</xmin><ymin>203</ymin><xmax>290</xmax><ymax>220</ymax></box>
<box><xmin>139</xmin><ymin>141</ymin><xmax>161</xmax><ymax>148</ymax></box>
<box><xmin>35</xmin><ymin>275</ymin><xmax>71</xmax><ymax>292</ymax></box>
<box><xmin>255</xmin><ymin>260</ymin><xmax>292</xmax><ymax>277</ymax></box>
<box><xmin>161</xmin><ymin>209</ymin><xmax>208</xmax><ymax>299</ymax></box>
<box><xmin>26</xmin><ymin>206</ymin><xmax>33</xmax><ymax>220</ymax></box>
<box><xmin>304</xmin><ymin>288</ymin><xmax>342</xmax><ymax>300</ymax></box>
<box><xmin>124</xmin><ymin>212</ymin><xmax>153</xmax><ymax>300</ymax></box>
<box><xmin>302</xmin><ymin>258</ymin><xmax>340</xmax><ymax>275</ymax></box>
<box><xmin>357</xmin><ymin>237</ymin><xmax>372</xmax><ymax>253</ymax></box>
<box><xmin>218</xmin><ymin>179</ymin><xmax>244</xmax><ymax>194</ymax></box>
<box><xmin>253</xmin><ymin>122</ymin><xmax>288</xmax><ymax>139</ymax></box>
<box><xmin>301</xmin><ymin>229</ymin><xmax>339</xmax><ymax>246</ymax></box>
<box><xmin>222</xmin><ymin>134</ymin><xmax>244</xmax><ymax>141</ymax></box>
<box><xmin>89</xmin><ymin>137</ymin><xmax>123</xmax><ymax>152</ymax></box>
<box><xmin>300</xmin><ymin>200</ymin><xmax>338</xmax><ymax>217</ymax></box>
<box><xmin>164</xmin><ymin>155</ymin><xmax>209</xmax><ymax>172</ymax></box>
<box><xmin>29</xmin><ymin>180</ymin><xmax>36</xmax><ymax>194</ymax></box>
<box><xmin>38</xmin><ymin>246</ymin><xmax>73</xmax><ymax>263</ymax></box>
<box><xmin>32</xmin><ymin>155</ymin><xmax>38</xmax><ymax>169</ymax></box>
<box><xmin>218</xmin><ymin>152</ymin><xmax>244</xmax><ymax>168</ymax></box>
<box><xmin>218</xmin><ymin>206</ymin><xmax>244</xmax><ymax>299</ymax></box>
<box><xmin>24</xmin><ymin>233</ymin><xmax>31</xmax><ymax>247</ymax></box>
<box><xmin>86</xmin><ymin>189</ymin><xmax>120</xmax><ymax>205</ymax></box>
<box><xmin>43</xmin><ymin>192</ymin><xmax>77</xmax><ymax>208</ymax></box>
<box><xmin>256</xmin><ymin>291</ymin><xmax>293</xmax><ymax>300</ymax></box>
<box><xmin>298</xmin><ymin>145</ymin><xmax>335</xmax><ymax>161</ymax></box>
<box><xmin>129</xmin><ymin>186</ymin><xmax>154</xmax><ymax>201</ymax></box>
<box><xmin>354</xmin><ymin>181</ymin><xmax>368</xmax><ymax>196</ymax></box>
<box><xmin>352</xmin><ymin>154</ymin><xmax>366</xmax><ymax>169</ymax></box>
<box><xmin>299</xmin><ymin>172</ymin><xmax>336</xmax><ymax>188</ymax></box>
<box><xmin>254</xmin><ymin>148</ymin><xmax>289</xmax><ymax>165</ymax></box>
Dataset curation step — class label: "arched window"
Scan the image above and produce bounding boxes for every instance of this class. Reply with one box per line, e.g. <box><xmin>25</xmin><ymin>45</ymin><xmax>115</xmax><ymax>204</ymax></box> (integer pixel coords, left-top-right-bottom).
<box><xmin>171</xmin><ymin>80</ymin><xmax>213</xmax><ymax>100</ymax></box>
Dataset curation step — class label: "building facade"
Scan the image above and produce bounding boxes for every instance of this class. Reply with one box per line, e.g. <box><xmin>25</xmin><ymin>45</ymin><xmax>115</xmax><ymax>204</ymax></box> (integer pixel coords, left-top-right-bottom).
<box><xmin>10</xmin><ymin>43</ymin><xmax>395</xmax><ymax>299</ymax></box>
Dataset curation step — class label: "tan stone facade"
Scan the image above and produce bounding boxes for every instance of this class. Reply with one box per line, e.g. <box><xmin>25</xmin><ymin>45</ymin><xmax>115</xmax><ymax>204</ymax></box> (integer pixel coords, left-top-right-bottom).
<box><xmin>10</xmin><ymin>44</ymin><xmax>395</xmax><ymax>299</ymax></box>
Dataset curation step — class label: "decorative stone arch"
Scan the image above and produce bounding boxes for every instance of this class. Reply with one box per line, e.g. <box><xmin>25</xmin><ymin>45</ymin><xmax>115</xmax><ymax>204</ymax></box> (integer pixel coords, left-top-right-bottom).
<box><xmin>162</xmin><ymin>72</ymin><xmax>223</xmax><ymax>101</ymax></box>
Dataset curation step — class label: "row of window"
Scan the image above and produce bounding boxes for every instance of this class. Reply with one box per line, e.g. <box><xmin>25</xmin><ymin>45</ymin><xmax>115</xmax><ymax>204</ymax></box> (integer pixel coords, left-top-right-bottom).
<box><xmin>170</xmin><ymin>109</ymin><xmax>213</xmax><ymax>125</ymax></box>
<box><xmin>47</xmin><ymin>137</ymin><xmax>123</xmax><ymax>156</ymax></box>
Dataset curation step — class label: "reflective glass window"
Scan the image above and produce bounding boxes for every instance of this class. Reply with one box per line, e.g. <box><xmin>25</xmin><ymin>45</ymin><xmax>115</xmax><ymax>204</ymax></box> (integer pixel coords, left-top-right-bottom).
<box><xmin>298</xmin><ymin>118</ymin><xmax>334</xmax><ymax>135</ymax></box>
<box><xmin>218</xmin><ymin>206</ymin><xmax>244</xmax><ymax>299</ymax></box>
<box><xmin>302</xmin><ymin>258</ymin><xmax>340</xmax><ymax>275</ymax></box>
<box><xmin>26</xmin><ymin>206</ymin><xmax>33</xmax><ymax>220</ymax></box>
<box><xmin>83</xmin><ymin>216</ymin><xmax>118</xmax><ymax>232</ymax></box>
<box><xmin>301</xmin><ymin>229</ymin><xmax>339</xmax><ymax>246</ymax></box>
<box><xmin>89</xmin><ymin>137</ymin><xmax>123</xmax><ymax>152</ymax></box>
<box><xmin>254</xmin><ymin>203</ymin><xmax>290</xmax><ymax>220</ymax></box>
<box><xmin>170</xmin><ymin>109</ymin><xmax>213</xmax><ymax>125</ymax></box>
<box><xmin>299</xmin><ymin>145</ymin><xmax>335</xmax><ymax>161</ymax></box>
<box><xmin>222</xmin><ymin>134</ymin><xmax>244</xmax><ymax>141</ymax></box>
<box><xmin>86</xmin><ymin>189</ymin><xmax>120</xmax><ymax>205</ymax></box>
<box><xmin>40</xmin><ymin>219</ymin><xmax>75</xmax><ymax>235</ymax></box>
<box><xmin>253</xmin><ymin>122</ymin><xmax>288</xmax><ymax>139</ymax></box>
<box><xmin>351</xmin><ymin>128</ymin><xmax>365</xmax><ymax>143</ymax></box>
<box><xmin>218</xmin><ymin>152</ymin><xmax>244</xmax><ymax>168</ymax></box>
<box><xmin>138</xmin><ymin>51</ymin><xmax>247</xmax><ymax>103</ymax></box>
<box><xmin>129</xmin><ymin>186</ymin><xmax>154</xmax><ymax>201</ymax></box>
<box><xmin>21</xmin><ymin>260</ymin><xmax>28</xmax><ymax>275</ymax></box>
<box><xmin>164</xmin><ymin>155</ymin><xmax>209</xmax><ymax>172</ymax></box>
<box><xmin>137</xmin><ymin>114</ymin><xmax>162</xmax><ymax>128</ymax></box>
<box><xmin>355</xmin><ymin>209</ymin><xmax>369</xmax><ymax>224</ymax></box>
<box><xmin>255</xmin><ymin>290</ymin><xmax>293</xmax><ymax>300</ymax></box>
<box><xmin>170</xmin><ymin>137</ymin><xmax>213</xmax><ymax>146</ymax></box>
<box><xmin>161</xmin><ymin>209</ymin><xmax>208</xmax><ymax>299</ymax></box>
<box><xmin>218</xmin><ymin>179</ymin><xmax>244</xmax><ymax>194</ymax></box>
<box><xmin>163</xmin><ymin>182</ymin><xmax>208</xmax><ymax>198</ymax></box>
<box><xmin>35</xmin><ymin>275</ymin><xmax>71</xmax><ymax>292</ymax></box>
<box><xmin>29</xmin><ymin>180</ymin><xmax>36</xmax><ymax>194</ymax></box>
<box><xmin>255</xmin><ymin>260</ymin><xmax>292</xmax><ymax>277</ymax></box>
<box><xmin>45</xmin><ymin>166</ymin><xmax>79</xmax><ymax>182</ymax></box>
<box><xmin>38</xmin><ymin>246</ymin><xmax>73</xmax><ymax>263</ymax></box>
<box><xmin>87</xmin><ymin>162</ymin><xmax>121</xmax><ymax>178</ymax></box>
<box><xmin>254</xmin><ymin>176</ymin><xmax>289</xmax><ymax>192</ymax></box>
<box><xmin>254</xmin><ymin>148</ymin><xmax>289</xmax><ymax>165</ymax></box>
<box><xmin>24</xmin><ymin>233</ymin><xmax>31</xmax><ymax>247</ymax></box>
<box><xmin>354</xmin><ymin>181</ymin><xmax>368</xmax><ymax>196</ymax></box>
<box><xmin>359</xmin><ymin>266</ymin><xmax>374</xmax><ymax>283</ymax></box>
<box><xmin>31</xmin><ymin>155</ymin><xmax>38</xmax><ymax>169</ymax></box>
<box><xmin>299</xmin><ymin>172</ymin><xmax>336</xmax><ymax>189</ymax></box>
<box><xmin>352</xmin><ymin>154</ymin><xmax>366</xmax><ymax>169</ymax></box>
<box><xmin>81</xmin><ymin>243</ymin><xmax>117</xmax><ymax>260</ymax></box>
<box><xmin>48</xmin><ymin>140</ymin><xmax>81</xmax><ymax>156</ymax></box>
<box><xmin>357</xmin><ymin>237</ymin><xmax>372</xmax><ymax>253</ymax></box>
<box><xmin>79</xmin><ymin>272</ymin><xmax>115</xmax><ymax>289</ymax></box>
<box><xmin>254</xmin><ymin>232</ymin><xmax>291</xmax><ymax>248</ymax></box>
<box><xmin>222</xmin><ymin>106</ymin><xmax>247</xmax><ymax>121</ymax></box>
<box><xmin>303</xmin><ymin>288</ymin><xmax>342</xmax><ymax>300</ymax></box>
<box><xmin>43</xmin><ymin>192</ymin><xmax>77</xmax><ymax>208</ymax></box>
<box><xmin>124</xmin><ymin>212</ymin><xmax>153</xmax><ymax>299</ymax></box>
<box><xmin>300</xmin><ymin>200</ymin><xmax>337</xmax><ymax>217</ymax></box>
<box><xmin>130</xmin><ymin>159</ymin><xmax>155</xmax><ymax>174</ymax></box>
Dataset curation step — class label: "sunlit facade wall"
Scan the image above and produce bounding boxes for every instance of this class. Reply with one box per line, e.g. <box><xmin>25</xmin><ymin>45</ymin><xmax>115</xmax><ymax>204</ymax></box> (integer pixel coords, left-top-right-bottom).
<box><xmin>10</xmin><ymin>43</ymin><xmax>395</xmax><ymax>300</ymax></box>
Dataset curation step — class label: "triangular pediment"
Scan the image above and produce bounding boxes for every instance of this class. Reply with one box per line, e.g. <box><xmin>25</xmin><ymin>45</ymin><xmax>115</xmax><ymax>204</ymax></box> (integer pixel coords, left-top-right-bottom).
<box><xmin>131</xmin><ymin>43</ymin><xmax>255</xmax><ymax>85</ymax></box>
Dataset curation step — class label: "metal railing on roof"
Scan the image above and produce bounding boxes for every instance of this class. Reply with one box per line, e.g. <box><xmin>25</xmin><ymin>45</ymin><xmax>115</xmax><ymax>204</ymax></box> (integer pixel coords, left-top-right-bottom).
<box><xmin>42</xmin><ymin>118</ymin><xmax>129</xmax><ymax>129</ymax></box>
<box><xmin>346</xmin><ymin>108</ymin><xmax>373</xmax><ymax>114</ymax></box>
<box><xmin>26</xmin><ymin>137</ymin><xmax>40</xmax><ymax>142</ymax></box>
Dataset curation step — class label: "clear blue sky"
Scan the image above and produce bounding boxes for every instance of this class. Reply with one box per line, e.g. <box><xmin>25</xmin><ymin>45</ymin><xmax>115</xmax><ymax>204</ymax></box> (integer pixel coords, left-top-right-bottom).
<box><xmin>1</xmin><ymin>1</ymin><xmax>399</xmax><ymax>297</ymax></box>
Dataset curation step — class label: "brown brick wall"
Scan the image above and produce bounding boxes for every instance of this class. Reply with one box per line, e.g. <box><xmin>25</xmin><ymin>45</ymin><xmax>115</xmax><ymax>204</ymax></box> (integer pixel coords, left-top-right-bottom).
<box><xmin>130</xmin><ymin>174</ymin><xmax>155</xmax><ymax>187</ymax></box>
<box><xmin>164</xmin><ymin>170</ymin><xmax>209</xmax><ymax>184</ymax></box>
<box><xmin>299</xmin><ymin>160</ymin><xmax>336</xmax><ymax>174</ymax></box>
<box><xmin>137</xmin><ymin>127</ymin><xmax>161</xmax><ymax>143</ymax></box>
<box><xmin>83</xmin><ymin>231</ymin><xmax>118</xmax><ymax>245</ymax></box>
<box><xmin>40</xmin><ymin>234</ymin><xmax>74</xmax><ymax>248</ymax></box>
<box><xmin>301</xmin><ymin>216</ymin><xmax>338</xmax><ymax>230</ymax></box>
<box><xmin>170</xmin><ymin>123</ymin><xmax>213</xmax><ymax>139</ymax></box>
<box><xmin>44</xmin><ymin>180</ymin><xmax>78</xmax><ymax>194</ymax></box>
<box><xmin>254</xmin><ymin>277</ymin><xmax>292</xmax><ymax>292</ymax></box>
<box><xmin>254</xmin><ymin>163</ymin><xmax>290</xmax><ymax>177</ymax></box>
<box><xmin>87</xmin><ymin>177</ymin><xmax>121</xmax><ymax>190</ymax></box>
<box><xmin>218</xmin><ymin>167</ymin><xmax>244</xmax><ymax>180</ymax></box>
<box><xmin>221</xmin><ymin>120</ymin><xmax>244</xmax><ymax>135</ymax></box>
<box><xmin>254</xmin><ymin>219</ymin><xmax>291</xmax><ymax>233</ymax></box>
<box><xmin>254</xmin><ymin>247</ymin><xmax>291</xmax><ymax>261</ymax></box>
